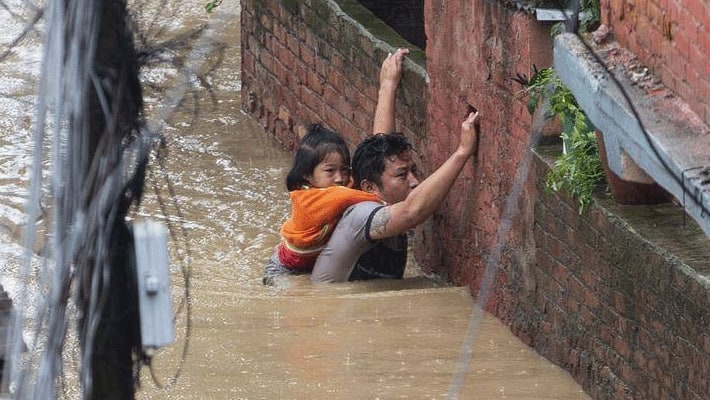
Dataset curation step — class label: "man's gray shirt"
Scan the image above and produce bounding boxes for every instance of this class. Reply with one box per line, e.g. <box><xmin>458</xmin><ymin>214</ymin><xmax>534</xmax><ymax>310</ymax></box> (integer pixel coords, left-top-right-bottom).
<box><xmin>311</xmin><ymin>201</ymin><xmax>407</xmax><ymax>283</ymax></box>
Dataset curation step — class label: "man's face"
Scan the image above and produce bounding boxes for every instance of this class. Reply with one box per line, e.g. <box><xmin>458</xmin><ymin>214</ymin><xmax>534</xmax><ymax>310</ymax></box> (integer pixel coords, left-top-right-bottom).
<box><xmin>372</xmin><ymin>151</ymin><xmax>419</xmax><ymax>204</ymax></box>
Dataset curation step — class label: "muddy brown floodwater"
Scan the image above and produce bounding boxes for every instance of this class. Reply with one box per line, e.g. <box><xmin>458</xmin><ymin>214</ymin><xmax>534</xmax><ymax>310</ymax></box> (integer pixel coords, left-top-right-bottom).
<box><xmin>0</xmin><ymin>1</ymin><xmax>590</xmax><ymax>399</ymax></box>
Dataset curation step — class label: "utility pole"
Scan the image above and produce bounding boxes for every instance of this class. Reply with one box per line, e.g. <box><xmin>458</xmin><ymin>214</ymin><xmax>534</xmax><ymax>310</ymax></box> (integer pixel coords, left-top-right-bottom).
<box><xmin>1</xmin><ymin>0</ymin><xmax>148</xmax><ymax>397</ymax></box>
<box><xmin>72</xmin><ymin>0</ymin><xmax>144</xmax><ymax>398</ymax></box>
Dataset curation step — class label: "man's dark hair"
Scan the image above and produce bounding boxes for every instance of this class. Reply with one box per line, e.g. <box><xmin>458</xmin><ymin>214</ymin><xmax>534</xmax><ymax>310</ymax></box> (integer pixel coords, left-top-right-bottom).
<box><xmin>351</xmin><ymin>132</ymin><xmax>412</xmax><ymax>189</ymax></box>
<box><xmin>285</xmin><ymin>124</ymin><xmax>350</xmax><ymax>191</ymax></box>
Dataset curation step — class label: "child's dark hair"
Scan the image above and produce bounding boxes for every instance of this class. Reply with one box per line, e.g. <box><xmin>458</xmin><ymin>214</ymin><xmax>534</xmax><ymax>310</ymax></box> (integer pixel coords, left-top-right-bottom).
<box><xmin>351</xmin><ymin>132</ymin><xmax>412</xmax><ymax>189</ymax></box>
<box><xmin>285</xmin><ymin>124</ymin><xmax>351</xmax><ymax>191</ymax></box>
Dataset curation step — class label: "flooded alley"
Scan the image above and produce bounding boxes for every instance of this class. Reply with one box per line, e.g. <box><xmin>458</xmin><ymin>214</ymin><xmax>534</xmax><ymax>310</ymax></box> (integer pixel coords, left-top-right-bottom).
<box><xmin>0</xmin><ymin>0</ymin><xmax>590</xmax><ymax>398</ymax></box>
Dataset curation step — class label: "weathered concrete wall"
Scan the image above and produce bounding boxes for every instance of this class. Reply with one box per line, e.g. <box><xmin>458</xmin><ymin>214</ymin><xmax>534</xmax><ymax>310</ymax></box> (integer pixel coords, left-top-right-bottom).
<box><xmin>601</xmin><ymin>0</ymin><xmax>710</xmax><ymax>124</ymax></box>
<box><xmin>240</xmin><ymin>1</ymin><xmax>710</xmax><ymax>399</ymax></box>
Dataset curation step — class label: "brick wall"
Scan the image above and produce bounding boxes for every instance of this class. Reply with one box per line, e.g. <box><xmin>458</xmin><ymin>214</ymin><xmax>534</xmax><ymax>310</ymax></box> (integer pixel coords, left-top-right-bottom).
<box><xmin>240</xmin><ymin>0</ymin><xmax>427</xmax><ymax>153</ymax></box>
<box><xmin>241</xmin><ymin>1</ymin><xmax>710</xmax><ymax>399</ymax></box>
<box><xmin>525</xmin><ymin>148</ymin><xmax>710</xmax><ymax>399</ymax></box>
<box><xmin>422</xmin><ymin>0</ymin><xmax>553</xmax><ymax>304</ymax></box>
<box><xmin>601</xmin><ymin>0</ymin><xmax>710</xmax><ymax>124</ymax></box>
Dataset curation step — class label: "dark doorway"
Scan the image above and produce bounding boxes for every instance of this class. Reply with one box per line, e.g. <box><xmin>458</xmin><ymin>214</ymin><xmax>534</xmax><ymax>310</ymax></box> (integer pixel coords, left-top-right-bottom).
<box><xmin>357</xmin><ymin>0</ymin><xmax>425</xmax><ymax>50</ymax></box>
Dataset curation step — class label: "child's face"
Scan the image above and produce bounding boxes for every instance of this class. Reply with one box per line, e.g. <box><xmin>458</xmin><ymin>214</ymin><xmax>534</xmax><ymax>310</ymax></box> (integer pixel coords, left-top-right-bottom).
<box><xmin>307</xmin><ymin>151</ymin><xmax>350</xmax><ymax>188</ymax></box>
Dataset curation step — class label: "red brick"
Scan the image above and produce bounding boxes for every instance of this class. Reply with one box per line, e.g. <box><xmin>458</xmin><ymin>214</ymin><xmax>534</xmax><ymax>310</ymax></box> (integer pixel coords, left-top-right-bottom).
<box><xmin>328</xmin><ymin>68</ymin><xmax>346</xmax><ymax>93</ymax></box>
<box><xmin>697</xmin><ymin>75</ymin><xmax>710</xmax><ymax>118</ymax></box>
<box><xmin>302</xmin><ymin>70</ymin><xmax>321</xmax><ymax>96</ymax></box>
<box><xmin>271</xmin><ymin>57</ymin><xmax>290</xmax><ymax>87</ymax></box>
<box><xmin>272</xmin><ymin>20</ymin><xmax>286</xmax><ymax>44</ymax></box>
<box><xmin>352</xmin><ymin>106</ymin><xmax>372</xmax><ymax>135</ymax></box>
<box><xmin>259</xmin><ymin>13</ymin><xmax>272</xmax><ymax>32</ymax></box>
<box><xmin>323</xmin><ymin>84</ymin><xmax>347</xmax><ymax>119</ymax></box>
<box><xmin>344</xmin><ymin>85</ymin><xmax>375</xmax><ymax>119</ymax></box>
<box><xmin>303</xmin><ymin>29</ymin><xmax>318</xmax><ymax>49</ymax></box>
<box><xmin>258</xmin><ymin>47</ymin><xmax>275</xmax><ymax>73</ymax></box>
<box><xmin>299</xmin><ymin>85</ymin><xmax>324</xmax><ymax>119</ymax></box>
<box><xmin>645</xmin><ymin>1</ymin><xmax>663</xmax><ymax>26</ymax></box>
<box><xmin>286</xmin><ymin>33</ymin><xmax>299</xmax><ymax>56</ymax></box>
<box><xmin>550</xmin><ymin>251</ymin><xmax>569</xmax><ymax>281</ymax></box>
<box><xmin>298</xmin><ymin>41</ymin><xmax>316</xmax><ymax>66</ymax></box>
<box><xmin>583</xmin><ymin>287</ymin><xmax>600</xmax><ymax>310</ymax></box>
<box><xmin>241</xmin><ymin>50</ymin><xmax>255</xmax><ymax>75</ymax></box>
<box><xmin>276</xmin><ymin>40</ymin><xmax>295</xmax><ymax>72</ymax></box>
<box><xmin>296</xmin><ymin>102</ymin><xmax>320</xmax><ymax>128</ymax></box>
<box><xmin>314</xmin><ymin>56</ymin><xmax>328</xmax><ymax>80</ymax></box>
<box><xmin>264</xmin><ymin>1</ymin><xmax>280</xmax><ymax>21</ymax></box>
<box><xmin>638</xmin><ymin>326</ymin><xmax>655</xmax><ymax>353</ymax></box>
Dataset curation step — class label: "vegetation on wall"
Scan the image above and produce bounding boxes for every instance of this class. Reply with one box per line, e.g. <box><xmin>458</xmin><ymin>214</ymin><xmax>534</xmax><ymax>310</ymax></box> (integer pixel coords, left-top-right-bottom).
<box><xmin>495</xmin><ymin>1</ymin><xmax>560</xmax><ymax>13</ymax></box>
<box><xmin>518</xmin><ymin>66</ymin><xmax>605</xmax><ymax>214</ymax></box>
<box><xmin>576</xmin><ymin>0</ymin><xmax>600</xmax><ymax>32</ymax></box>
<box><xmin>205</xmin><ymin>0</ymin><xmax>222</xmax><ymax>13</ymax></box>
<box><xmin>511</xmin><ymin>0</ymin><xmax>603</xmax><ymax>213</ymax></box>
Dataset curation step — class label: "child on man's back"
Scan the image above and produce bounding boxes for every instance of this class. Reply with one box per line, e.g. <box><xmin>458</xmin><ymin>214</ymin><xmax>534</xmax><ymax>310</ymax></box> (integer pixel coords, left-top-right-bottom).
<box><xmin>263</xmin><ymin>124</ymin><xmax>380</xmax><ymax>285</ymax></box>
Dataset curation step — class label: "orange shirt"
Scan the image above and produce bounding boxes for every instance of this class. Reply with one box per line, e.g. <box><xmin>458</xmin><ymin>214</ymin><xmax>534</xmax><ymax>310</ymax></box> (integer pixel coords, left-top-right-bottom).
<box><xmin>278</xmin><ymin>186</ymin><xmax>380</xmax><ymax>270</ymax></box>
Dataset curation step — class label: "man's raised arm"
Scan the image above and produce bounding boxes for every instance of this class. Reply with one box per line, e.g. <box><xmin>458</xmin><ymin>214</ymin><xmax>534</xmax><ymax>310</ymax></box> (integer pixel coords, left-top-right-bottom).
<box><xmin>373</xmin><ymin>48</ymin><xmax>408</xmax><ymax>135</ymax></box>
<box><xmin>369</xmin><ymin>112</ymin><xmax>481</xmax><ymax>240</ymax></box>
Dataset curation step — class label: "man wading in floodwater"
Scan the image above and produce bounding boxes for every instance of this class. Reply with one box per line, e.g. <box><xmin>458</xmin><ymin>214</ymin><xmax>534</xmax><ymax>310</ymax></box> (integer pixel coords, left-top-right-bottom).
<box><xmin>310</xmin><ymin>49</ymin><xmax>481</xmax><ymax>283</ymax></box>
<box><xmin>262</xmin><ymin>49</ymin><xmax>481</xmax><ymax>285</ymax></box>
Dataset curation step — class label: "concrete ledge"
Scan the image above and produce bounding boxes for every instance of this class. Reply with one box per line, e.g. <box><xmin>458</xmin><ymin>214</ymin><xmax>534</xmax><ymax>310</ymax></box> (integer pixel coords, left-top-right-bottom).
<box><xmin>553</xmin><ymin>33</ymin><xmax>710</xmax><ymax>239</ymax></box>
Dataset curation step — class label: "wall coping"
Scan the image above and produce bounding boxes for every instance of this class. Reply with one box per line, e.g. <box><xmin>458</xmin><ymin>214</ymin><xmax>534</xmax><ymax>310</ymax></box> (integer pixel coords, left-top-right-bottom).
<box><xmin>329</xmin><ymin>0</ymin><xmax>427</xmax><ymax>77</ymax></box>
<box><xmin>554</xmin><ymin>33</ymin><xmax>710</xmax><ymax>241</ymax></box>
<box><xmin>535</xmin><ymin>143</ymin><xmax>710</xmax><ymax>283</ymax></box>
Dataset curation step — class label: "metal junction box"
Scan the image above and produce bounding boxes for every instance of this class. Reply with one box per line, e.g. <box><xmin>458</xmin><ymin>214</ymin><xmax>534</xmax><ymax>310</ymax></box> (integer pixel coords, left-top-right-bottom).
<box><xmin>132</xmin><ymin>220</ymin><xmax>175</xmax><ymax>352</ymax></box>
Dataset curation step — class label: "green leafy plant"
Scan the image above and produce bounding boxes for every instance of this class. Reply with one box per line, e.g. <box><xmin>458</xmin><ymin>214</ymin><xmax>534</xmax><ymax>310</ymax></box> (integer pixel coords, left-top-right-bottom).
<box><xmin>205</xmin><ymin>0</ymin><xmax>222</xmax><ymax>13</ymax></box>
<box><xmin>519</xmin><ymin>67</ymin><xmax>605</xmax><ymax>213</ymax></box>
<box><xmin>579</xmin><ymin>0</ymin><xmax>601</xmax><ymax>33</ymax></box>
